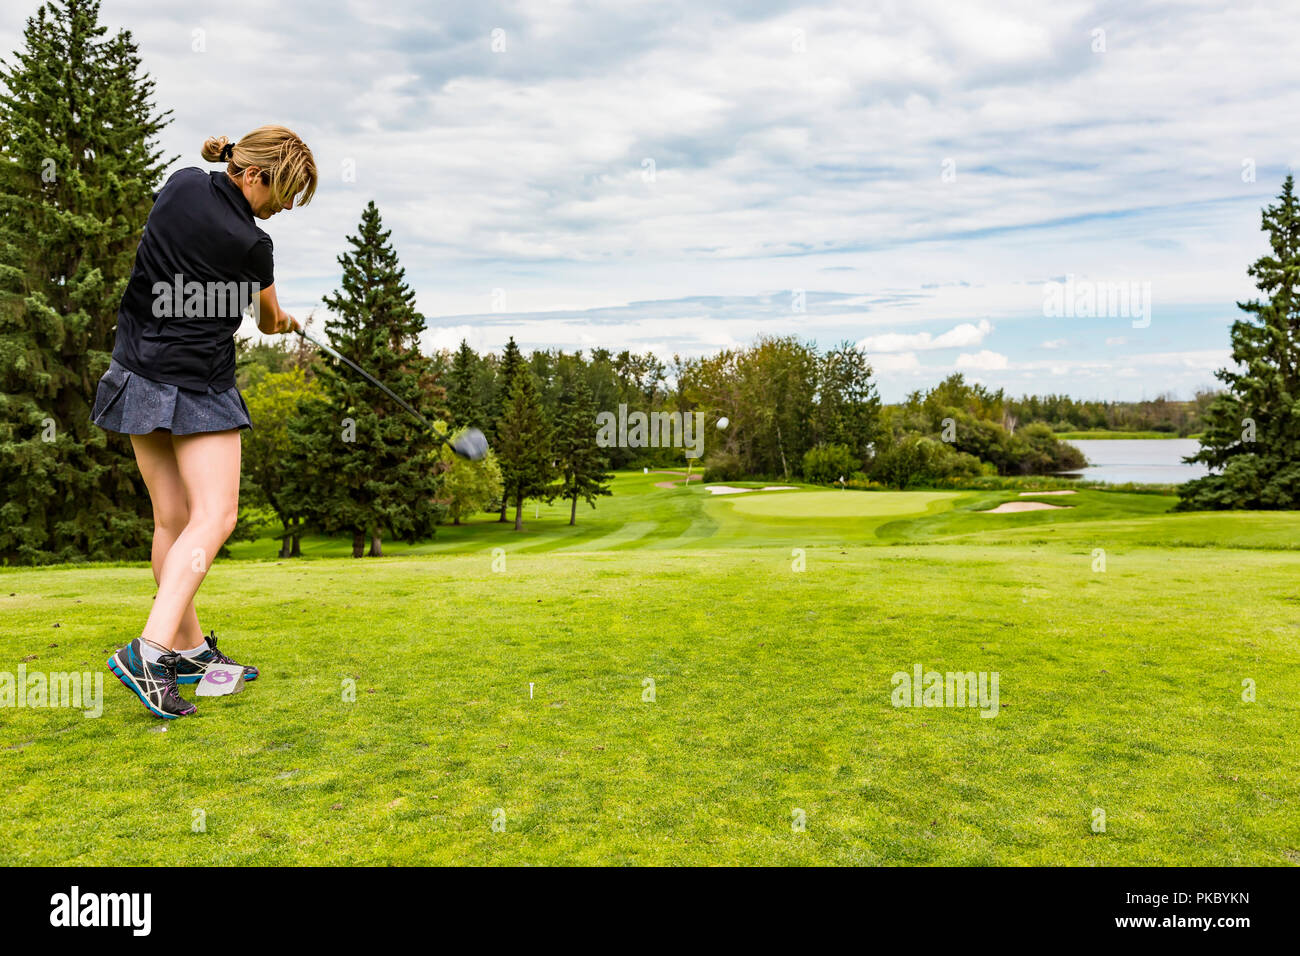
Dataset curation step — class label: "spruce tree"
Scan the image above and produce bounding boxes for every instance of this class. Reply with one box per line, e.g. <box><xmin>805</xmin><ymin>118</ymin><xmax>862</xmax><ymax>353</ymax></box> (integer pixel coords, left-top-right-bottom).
<box><xmin>285</xmin><ymin>202</ymin><xmax>445</xmax><ymax>555</ymax></box>
<box><xmin>446</xmin><ymin>339</ymin><xmax>485</xmax><ymax>430</ymax></box>
<box><xmin>1178</xmin><ymin>175</ymin><xmax>1300</xmax><ymax>510</ymax></box>
<box><xmin>547</xmin><ymin>367</ymin><xmax>612</xmax><ymax>525</ymax></box>
<box><xmin>0</xmin><ymin>0</ymin><xmax>172</xmax><ymax>563</ymax></box>
<box><xmin>491</xmin><ymin>336</ymin><xmax>526</xmax><ymax>520</ymax></box>
<box><xmin>496</xmin><ymin>369</ymin><xmax>552</xmax><ymax>530</ymax></box>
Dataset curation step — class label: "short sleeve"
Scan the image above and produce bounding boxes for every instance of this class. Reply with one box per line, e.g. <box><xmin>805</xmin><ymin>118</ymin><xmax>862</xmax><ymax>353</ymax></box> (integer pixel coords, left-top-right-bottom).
<box><xmin>153</xmin><ymin>167</ymin><xmax>196</xmax><ymax>202</ymax></box>
<box><xmin>247</xmin><ymin>235</ymin><xmax>274</xmax><ymax>287</ymax></box>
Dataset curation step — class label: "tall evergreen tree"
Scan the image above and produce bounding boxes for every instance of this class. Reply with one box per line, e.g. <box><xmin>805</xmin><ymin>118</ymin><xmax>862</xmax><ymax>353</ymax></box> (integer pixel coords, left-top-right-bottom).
<box><xmin>491</xmin><ymin>336</ymin><xmax>526</xmax><ymax>520</ymax></box>
<box><xmin>1178</xmin><ymin>175</ymin><xmax>1300</xmax><ymax>510</ymax></box>
<box><xmin>547</xmin><ymin>367</ymin><xmax>612</xmax><ymax>525</ymax></box>
<box><xmin>496</xmin><ymin>369</ymin><xmax>552</xmax><ymax>530</ymax></box>
<box><xmin>529</xmin><ymin>348</ymin><xmax>559</xmax><ymax>418</ymax></box>
<box><xmin>489</xmin><ymin>337</ymin><xmax>525</xmax><ymax>436</ymax></box>
<box><xmin>446</xmin><ymin>338</ymin><xmax>485</xmax><ymax>430</ymax></box>
<box><xmin>285</xmin><ymin>202</ymin><xmax>445</xmax><ymax>555</ymax></box>
<box><xmin>0</xmin><ymin>0</ymin><xmax>173</xmax><ymax>563</ymax></box>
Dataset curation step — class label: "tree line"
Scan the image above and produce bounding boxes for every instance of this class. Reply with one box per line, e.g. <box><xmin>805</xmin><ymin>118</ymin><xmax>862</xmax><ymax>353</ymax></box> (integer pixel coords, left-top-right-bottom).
<box><xmin>1006</xmin><ymin>392</ymin><xmax>1215</xmax><ymax>436</ymax></box>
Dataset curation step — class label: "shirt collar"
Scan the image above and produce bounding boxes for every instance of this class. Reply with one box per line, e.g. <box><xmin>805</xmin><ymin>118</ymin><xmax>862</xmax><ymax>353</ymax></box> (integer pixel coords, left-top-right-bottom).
<box><xmin>212</xmin><ymin>170</ymin><xmax>254</xmax><ymax>221</ymax></box>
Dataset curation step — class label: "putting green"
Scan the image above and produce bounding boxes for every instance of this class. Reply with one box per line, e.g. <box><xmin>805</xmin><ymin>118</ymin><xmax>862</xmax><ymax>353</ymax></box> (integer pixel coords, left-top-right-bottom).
<box><xmin>721</xmin><ymin>489</ymin><xmax>962</xmax><ymax>518</ymax></box>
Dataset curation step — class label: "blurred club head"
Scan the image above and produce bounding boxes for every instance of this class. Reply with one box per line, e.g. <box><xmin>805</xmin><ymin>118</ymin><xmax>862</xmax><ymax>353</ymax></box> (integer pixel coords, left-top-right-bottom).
<box><xmin>450</xmin><ymin>428</ymin><xmax>488</xmax><ymax>461</ymax></box>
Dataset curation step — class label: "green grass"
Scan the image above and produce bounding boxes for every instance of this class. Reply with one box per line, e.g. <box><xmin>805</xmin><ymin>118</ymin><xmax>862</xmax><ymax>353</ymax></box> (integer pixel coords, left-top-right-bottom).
<box><xmin>3</xmin><ymin>472</ymin><xmax>1297</xmax><ymax>865</ymax></box>
<box><xmin>725</xmin><ymin>489</ymin><xmax>960</xmax><ymax>518</ymax></box>
<box><xmin>1054</xmin><ymin>430</ymin><xmax>1200</xmax><ymax>440</ymax></box>
<box><xmin>224</xmin><ymin>473</ymin><xmax>1300</xmax><ymax>557</ymax></box>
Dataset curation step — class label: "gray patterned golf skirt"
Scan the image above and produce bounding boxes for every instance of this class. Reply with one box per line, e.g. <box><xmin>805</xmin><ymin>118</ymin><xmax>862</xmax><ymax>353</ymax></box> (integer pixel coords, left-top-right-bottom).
<box><xmin>90</xmin><ymin>359</ymin><xmax>252</xmax><ymax>436</ymax></box>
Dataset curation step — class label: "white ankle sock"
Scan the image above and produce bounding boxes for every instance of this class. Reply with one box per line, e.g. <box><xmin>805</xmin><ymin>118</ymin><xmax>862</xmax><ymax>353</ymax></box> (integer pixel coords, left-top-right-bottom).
<box><xmin>140</xmin><ymin>640</ymin><xmax>168</xmax><ymax>663</ymax></box>
<box><xmin>179</xmin><ymin>642</ymin><xmax>209</xmax><ymax>658</ymax></box>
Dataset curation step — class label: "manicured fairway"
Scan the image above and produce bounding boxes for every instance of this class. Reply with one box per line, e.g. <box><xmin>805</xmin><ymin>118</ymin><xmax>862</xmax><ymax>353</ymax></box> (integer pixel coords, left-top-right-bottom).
<box><xmin>724</xmin><ymin>489</ymin><xmax>960</xmax><ymax>518</ymax></box>
<box><xmin>223</xmin><ymin>472</ymin><xmax>1300</xmax><ymax>557</ymax></box>
<box><xmin>2</xmin><ymin>475</ymin><xmax>1297</xmax><ymax>865</ymax></box>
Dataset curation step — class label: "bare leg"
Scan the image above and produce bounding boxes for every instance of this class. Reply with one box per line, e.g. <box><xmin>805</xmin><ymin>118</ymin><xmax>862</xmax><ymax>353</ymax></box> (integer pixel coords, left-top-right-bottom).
<box><xmin>130</xmin><ymin>431</ymin><xmax>207</xmax><ymax>651</ymax></box>
<box><xmin>138</xmin><ymin>430</ymin><xmax>242</xmax><ymax>651</ymax></box>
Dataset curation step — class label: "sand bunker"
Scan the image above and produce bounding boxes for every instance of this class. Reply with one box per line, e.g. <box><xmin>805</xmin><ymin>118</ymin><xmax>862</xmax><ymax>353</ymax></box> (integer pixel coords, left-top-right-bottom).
<box><xmin>982</xmin><ymin>501</ymin><xmax>1071</xmax><ymax>513</ymax></box>
<box><xmin>1018</xmin><ymin>490</ymin><xmax>1077</xmax><ymax>496</ymax></box>
<box><xmin>705</xmin><ymin>484</ymin><xmax>796</xmax><ymax>495</ymax></box>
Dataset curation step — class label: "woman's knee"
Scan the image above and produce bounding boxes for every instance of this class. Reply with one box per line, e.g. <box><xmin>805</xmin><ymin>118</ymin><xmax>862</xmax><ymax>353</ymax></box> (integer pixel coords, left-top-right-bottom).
<box><xmin>153</xmin><ymin>504</ymin><xmax>190</xmax><ymax>537</ymax></box>
<box><xmin>188</xmin><ymin>505</ymin><xmax>239</xmax><ymax>541</ymax></box>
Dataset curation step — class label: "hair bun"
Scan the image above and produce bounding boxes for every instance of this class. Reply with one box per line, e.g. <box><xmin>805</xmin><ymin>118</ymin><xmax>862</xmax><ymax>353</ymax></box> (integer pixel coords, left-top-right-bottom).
<box><xmin>201</xmin><ymin>135</ymin><xmax>232</xmax><ymax>163</ymax></box>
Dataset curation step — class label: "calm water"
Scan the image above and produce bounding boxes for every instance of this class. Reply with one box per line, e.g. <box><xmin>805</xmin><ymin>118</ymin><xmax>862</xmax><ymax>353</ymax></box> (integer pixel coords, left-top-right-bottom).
<box><xmin>1060</xmin><ymin>439</ymin><xmax>1211</xmax><ymax>485</ymax></box>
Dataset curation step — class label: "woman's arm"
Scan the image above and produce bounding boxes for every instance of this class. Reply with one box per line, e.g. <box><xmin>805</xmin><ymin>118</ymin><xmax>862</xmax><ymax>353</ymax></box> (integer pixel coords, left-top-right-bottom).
<box><xmin>255</xmin><ymin>283</ymin><xmax>300</xmax><ymax>335</ymax></box>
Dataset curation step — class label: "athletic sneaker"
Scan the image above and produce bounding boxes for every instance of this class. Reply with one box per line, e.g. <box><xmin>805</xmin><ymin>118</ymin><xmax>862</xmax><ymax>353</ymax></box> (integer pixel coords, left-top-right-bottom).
<box><xmin>106</xmin><ymin>639</ymin><xmax>198</xmax><ymax>719</ymax></box>
<box><xmin>173</xmin><ymin>631</ymin><xmax>259</xmax><ymax>685</ymax></box>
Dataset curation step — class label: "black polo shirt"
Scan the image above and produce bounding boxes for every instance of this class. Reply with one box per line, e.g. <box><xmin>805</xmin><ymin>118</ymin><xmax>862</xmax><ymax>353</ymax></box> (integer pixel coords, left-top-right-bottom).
<box><xmin>112</xmin><ymin>168</ymin><xmax>274</xmax><ymax>391</ymax></box>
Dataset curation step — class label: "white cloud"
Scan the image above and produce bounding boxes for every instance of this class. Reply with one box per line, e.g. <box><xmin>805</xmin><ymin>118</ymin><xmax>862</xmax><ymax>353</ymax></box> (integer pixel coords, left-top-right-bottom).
<box><xmin>860</xmin><ymin>318</ymin><xmax>992</xmax><ymax>353</ymax></box>
<box><xmin>955</xmin><ymin>350</ymin><xmax>1009</xmax><ymax>370</ymax></box>
<box><xmin>1012</xmin><ymin>349</ymin><xmax>1231</xmax><ymax>372</ymax></box>
<box><xmin>872</xmin><ymin>351</ymin><xmax>922</xmax><ymax>371</ymax></box>
<box><xmin>423</xmin><ymin>323</ymin><xmax>493</xmax><ymax>354</ymax></box>
<box><xmin>3</xmin><ymin>0</ymin><xmax>1288</xmax><ymax>401</ymax></box>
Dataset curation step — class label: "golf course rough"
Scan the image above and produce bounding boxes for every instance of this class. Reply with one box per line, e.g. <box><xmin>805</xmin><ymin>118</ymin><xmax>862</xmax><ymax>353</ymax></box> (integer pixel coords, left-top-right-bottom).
<box><xmin>2</xmin><ymin>472</ymin><xmax>1297</xmax><ymax>865</ymax></box>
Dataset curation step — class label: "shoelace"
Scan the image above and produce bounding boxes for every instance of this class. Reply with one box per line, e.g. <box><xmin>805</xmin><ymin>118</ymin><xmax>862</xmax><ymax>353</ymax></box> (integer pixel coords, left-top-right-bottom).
<box><xmin>204</xmin><ymin>631</ymin><xmax>239</xmax><ymax>666</ymax></box>
<box><xmin>155</xmin><ymin>652</ymin><xmax>186</xmax><ymax>702</ymax></box>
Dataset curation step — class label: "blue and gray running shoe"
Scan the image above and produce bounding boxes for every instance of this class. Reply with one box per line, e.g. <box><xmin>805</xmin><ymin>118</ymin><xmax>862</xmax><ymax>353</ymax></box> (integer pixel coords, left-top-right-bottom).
<box><xmin>106</xmin><ymin>639</ymin><xmax>198</xmax><ymax>719</ymax></box>
<box><xmin>173</xmin><ymin>631</ymin><xmax>259</xmax><ymax>685</ymax></box>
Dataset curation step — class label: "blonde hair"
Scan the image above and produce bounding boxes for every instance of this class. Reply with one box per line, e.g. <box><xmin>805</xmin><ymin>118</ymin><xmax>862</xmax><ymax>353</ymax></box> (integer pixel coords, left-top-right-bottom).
<box><xmin>202</xmin><ymin>125</ymin><xmax>317</xmax><ymax>209</ymax></box>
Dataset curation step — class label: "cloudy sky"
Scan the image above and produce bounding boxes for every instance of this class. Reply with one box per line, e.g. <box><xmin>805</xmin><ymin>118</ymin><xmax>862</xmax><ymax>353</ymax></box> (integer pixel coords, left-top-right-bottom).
<box><xmin>4</xmin><ymin>0</ymin><xmax>1298</xmax><ymax>401</ymax></box>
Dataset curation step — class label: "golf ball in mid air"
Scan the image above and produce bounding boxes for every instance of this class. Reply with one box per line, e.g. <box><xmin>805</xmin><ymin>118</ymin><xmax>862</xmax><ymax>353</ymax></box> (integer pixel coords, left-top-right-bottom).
<box><xmin>717</xmin><ymin>416</ymin><xmax>729</xmax><ymax>429</ymax></box>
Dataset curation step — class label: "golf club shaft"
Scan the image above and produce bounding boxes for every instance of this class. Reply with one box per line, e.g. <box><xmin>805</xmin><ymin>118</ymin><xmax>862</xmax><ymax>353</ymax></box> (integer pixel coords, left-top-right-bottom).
<box><xmin>296</xmin><ymin>327</ymin><xmax>461</xmax><ymax>450</ymax></box>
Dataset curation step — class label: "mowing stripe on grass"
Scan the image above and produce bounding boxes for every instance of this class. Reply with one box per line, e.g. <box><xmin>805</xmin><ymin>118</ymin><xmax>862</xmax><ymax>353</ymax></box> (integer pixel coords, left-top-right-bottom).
<box><xmin>556</xmin><ymin>521</ymin><xmax>658</xmax><ymax>553</ymax></box>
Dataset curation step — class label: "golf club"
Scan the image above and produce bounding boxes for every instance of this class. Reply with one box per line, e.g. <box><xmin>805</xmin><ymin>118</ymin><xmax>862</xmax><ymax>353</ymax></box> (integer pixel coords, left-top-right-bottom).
<box><xmin>295</xmin><ymin>326</ymin><xmax>488</xmax><ymax>461</ymax></box>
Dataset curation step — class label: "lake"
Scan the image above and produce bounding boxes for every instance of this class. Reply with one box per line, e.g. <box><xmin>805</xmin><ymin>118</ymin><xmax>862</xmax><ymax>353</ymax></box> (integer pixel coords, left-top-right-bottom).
<box><xmin>1060</xmin><ymin>439</ymin><xmax>1211</xmax><ymax>485</ymax></box>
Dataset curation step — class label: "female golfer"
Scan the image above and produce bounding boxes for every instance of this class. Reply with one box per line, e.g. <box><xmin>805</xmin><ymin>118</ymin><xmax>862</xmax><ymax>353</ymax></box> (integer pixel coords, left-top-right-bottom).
<box><xmin>94</xmin><ymin>126</ymin><xmax>317</xmax><ymax>718</ymax></box>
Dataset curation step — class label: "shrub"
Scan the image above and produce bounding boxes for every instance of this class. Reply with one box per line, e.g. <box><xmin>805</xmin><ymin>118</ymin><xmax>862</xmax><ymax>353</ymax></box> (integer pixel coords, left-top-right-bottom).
<box><xmin>702</xmin><ymin>451</ymin><xmax>745</xmax><ymax>482</ymax></box>
<box><xmin>870</xmin><ymin>436</ymin><xmax>939</xmax><ymax>488</ymax></box>
<box><xmin>870</xmin><ymin>435</ymin><xmax>987</xmax><ymax>488</ymax></box>
<box><xmin>801</xmin><ymin>442</ymin><xmax>860</xmax><ymax>485</ymax></box>
<box><xmin>1013</xmin><ymin>422</ymin><xmax>1086</xmax><ymax>474</ymax></box>
<box><xmin>845</xmin><ymin>471</ymin><xmax>886</xmax><ymax>490</ymax></box>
